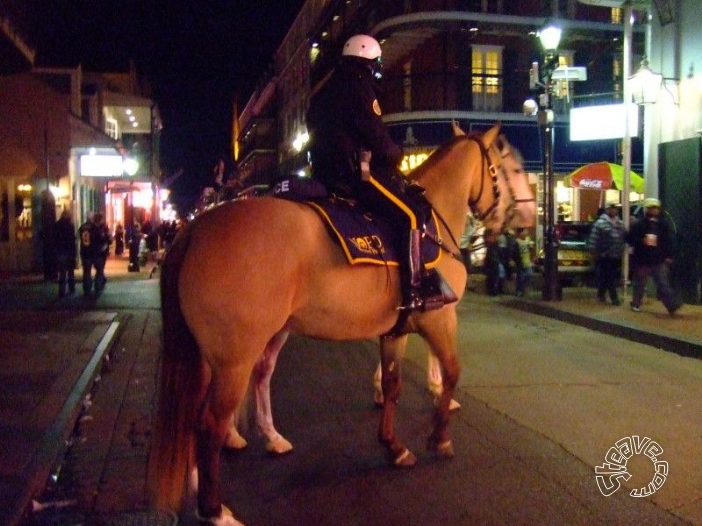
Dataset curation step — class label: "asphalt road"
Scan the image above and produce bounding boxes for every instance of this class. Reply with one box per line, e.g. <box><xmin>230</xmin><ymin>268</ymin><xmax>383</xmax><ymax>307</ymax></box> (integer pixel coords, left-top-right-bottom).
<box><xmin>177</xmin><ymin>297</ymin><xmax>700</xmax><ymax>525</ymax></box>
<box><xmin>7</xmin><ymin>257</ymin><xmax>701</xmax><ymax>525</ymax></box>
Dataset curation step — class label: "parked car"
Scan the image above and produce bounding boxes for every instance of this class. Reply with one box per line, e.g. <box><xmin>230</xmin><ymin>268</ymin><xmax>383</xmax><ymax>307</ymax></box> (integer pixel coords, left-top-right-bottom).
<box><xmin>535</xmin><ymin>221</ymin><xmax>594</xmax><ymax>286</ymax></box>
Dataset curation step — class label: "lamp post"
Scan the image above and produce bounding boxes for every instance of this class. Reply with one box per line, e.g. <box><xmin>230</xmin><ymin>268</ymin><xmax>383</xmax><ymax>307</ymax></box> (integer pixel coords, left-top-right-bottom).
<box><xmin>536</xmin><ymin>20</ymin><xmax>562</xmax><ymax>301</ymax></box>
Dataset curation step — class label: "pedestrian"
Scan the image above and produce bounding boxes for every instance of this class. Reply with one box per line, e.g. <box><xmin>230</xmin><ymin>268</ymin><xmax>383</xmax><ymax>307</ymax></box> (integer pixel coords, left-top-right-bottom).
<box><xmin>128</xmin><ymin>221</ymin><xmax>142</xmax><ymax>272</ymax></box>
<box><xmin>78</xmin><ymin>212</ymin><xmax>98</xmax><ymax>296</ymax></box>
<box><xmin>53</xmin><ymin>209</ymin><xmax>77</xmax><ymax>298</ymax></box>
<box><xmin>79</xmin><ymin>212</ymin><xmax>111</xmax><ymax>297</ymax></box>
<box><xmin>498</xmin><ymin>230</ymin><xmax>515</xmax><ymax>283</ymax></box>
<box><xmin>588</xmin><ymin>202</ymin><xmax>626</xmax><ymax>305</ymax></box>
<box><xmin>92</xmin><ymin>212</ymin><xmax>112</xmax><ymax>293</ymax></box>
<box><xmin>483</xmin><ymin>229</ymin><xmax>504</xmax><ymax>296</ymax></box>
<box><xmin>305</xmin><ymin>34</ymin><xmax>455</xmax><ymax>311</ymax></box>
<box><xmin>514</xmin><ymin>227</ymin><xmax>534</xmax><ymax>297</ymax></box>
<box><xmin>114</xmin><ymin>222</ymin><xmax>125</xmax><ymax>256</ymax></box>
<box><xmin>625</xmin><ymin>197</ymin><xmax>682</xmax><ymax>315</ymax></box>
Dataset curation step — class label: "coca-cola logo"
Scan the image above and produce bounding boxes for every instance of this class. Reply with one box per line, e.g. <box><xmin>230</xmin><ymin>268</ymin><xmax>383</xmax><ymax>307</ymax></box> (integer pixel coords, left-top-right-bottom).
<box><xmin>579</xmin><ymin>179</ymin><xmax>604</xmax><ymax>189</ymax></box>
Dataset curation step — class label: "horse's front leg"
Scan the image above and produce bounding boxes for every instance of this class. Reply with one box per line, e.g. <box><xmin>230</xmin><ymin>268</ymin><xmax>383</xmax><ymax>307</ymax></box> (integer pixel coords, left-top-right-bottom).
<box><xmin>372</xmin><ymin>349</ymin><xmax>460</xmax><ymax>411</ymax></box>
<box><xmin>378</xmin><ymin>334</ymin><xmax>416</xmax><ymax>467</ymax></box>
<box><xmin>253</xmin><ymin>330</ymin><xmax>293</xmax><ymax>455</ymax></box>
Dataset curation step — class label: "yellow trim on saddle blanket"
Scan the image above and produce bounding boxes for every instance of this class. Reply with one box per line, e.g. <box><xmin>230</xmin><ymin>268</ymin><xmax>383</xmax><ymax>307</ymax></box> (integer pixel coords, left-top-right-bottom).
<box><xmin>306</xmin><ymin>201</ymin><xmax>443</xmax><ymax>268</ymax></box>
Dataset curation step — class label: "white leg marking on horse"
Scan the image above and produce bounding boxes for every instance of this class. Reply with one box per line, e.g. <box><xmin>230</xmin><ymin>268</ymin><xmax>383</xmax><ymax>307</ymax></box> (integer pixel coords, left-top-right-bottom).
<box><xmin>195</xmin><ymin>504</ymin><xmax>245</xmax><ymax>526</ymax></box>
<box><xmin>266</xmin><ymin>433</ymin><xmax>294</xmax><ymax>455</ymax></box>
<box><xmin>189</xmin><ymin>467</ymin><xmax>198</xmax><ymax>495</ymax></box>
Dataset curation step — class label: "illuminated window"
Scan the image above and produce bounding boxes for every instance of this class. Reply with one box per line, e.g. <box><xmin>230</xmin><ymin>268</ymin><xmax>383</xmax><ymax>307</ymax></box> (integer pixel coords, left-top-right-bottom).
<box><xmin>471</xmin><ymin>45</ymin><xmax>503</xmax><ymax>111</ymax></box>
<box><xmin>105</xmin><ymin>118</ymin><xmax>119</xmax><ymax>140</ymax></box>
<box><xmin>611</xmin><ymin>7</ymin><xmax>622</xmax><ymax>24</ymax></box>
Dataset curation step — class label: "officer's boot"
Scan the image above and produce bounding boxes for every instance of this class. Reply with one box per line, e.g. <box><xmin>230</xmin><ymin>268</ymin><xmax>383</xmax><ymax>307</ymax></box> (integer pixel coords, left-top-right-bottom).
<box><xmin>398</xmin><ymin>229</ymin><xmax>424</xmax><ymax>311</ymax></box>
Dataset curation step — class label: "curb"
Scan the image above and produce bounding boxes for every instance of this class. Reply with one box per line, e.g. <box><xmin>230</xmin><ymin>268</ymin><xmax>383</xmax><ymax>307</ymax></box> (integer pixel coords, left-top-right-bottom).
<box><xmin>501</xmin><ymin>298</ymin><xmax>702</xmax><ymax>359</ymax></box>
<box><xmin>9</xmin><ymin>320</ymin><xmax>121</xmax><ymax>526</ymax></box>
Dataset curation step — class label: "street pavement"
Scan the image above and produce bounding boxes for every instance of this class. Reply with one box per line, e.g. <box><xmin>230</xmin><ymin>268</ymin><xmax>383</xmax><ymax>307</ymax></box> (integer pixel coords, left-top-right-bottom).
<box><xmin>1</xmin><ymin>255</ymin><xmax>700</xmax><ymax>525</ymax></box>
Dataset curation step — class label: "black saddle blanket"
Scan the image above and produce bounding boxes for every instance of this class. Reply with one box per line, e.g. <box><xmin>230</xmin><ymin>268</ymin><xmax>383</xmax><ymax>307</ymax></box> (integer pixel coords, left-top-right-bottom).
<box><xmin>270</xmin><ymin>177</ymin><xmax>443</xmax><ymax>268</ymax></box>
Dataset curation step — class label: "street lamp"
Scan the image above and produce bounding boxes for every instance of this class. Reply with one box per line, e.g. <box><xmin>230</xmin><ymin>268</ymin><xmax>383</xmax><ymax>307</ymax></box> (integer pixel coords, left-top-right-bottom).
<box><xmin>629</xmin><ymin>58</ymin><xmax>663</xmax><ymax>105</ymax></box>
<box><xmin>534</xmin><ymin>19</ymin><xmax>562</xmax><ymax>301</ymax></box>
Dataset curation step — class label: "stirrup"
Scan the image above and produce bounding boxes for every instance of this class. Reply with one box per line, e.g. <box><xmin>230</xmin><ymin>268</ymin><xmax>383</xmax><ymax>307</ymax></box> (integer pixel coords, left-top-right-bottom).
<box><xmin>421</xmin><ymin>269</ymin><xmax>458</xmax><ymax>311</ymax></box>
<box><xmin>397</xmin><ymin>289</ymin><xmax>423</xmax><ymax>311</ymax></box>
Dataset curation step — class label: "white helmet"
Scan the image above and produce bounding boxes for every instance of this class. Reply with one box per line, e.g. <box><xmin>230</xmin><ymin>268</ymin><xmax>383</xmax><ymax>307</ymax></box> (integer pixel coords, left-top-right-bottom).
<box><xmin>343</xmin><ymin>35</ymin><xmax>382</xmax><ymax>60</ymax></box>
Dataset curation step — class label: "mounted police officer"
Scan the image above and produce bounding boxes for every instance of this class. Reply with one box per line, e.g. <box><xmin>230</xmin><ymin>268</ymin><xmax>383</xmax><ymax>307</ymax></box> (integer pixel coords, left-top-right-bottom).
<box><xmin>306</xmin><ymin>34</ymin><xmax>456</xmax><ymax>311</ymax></box>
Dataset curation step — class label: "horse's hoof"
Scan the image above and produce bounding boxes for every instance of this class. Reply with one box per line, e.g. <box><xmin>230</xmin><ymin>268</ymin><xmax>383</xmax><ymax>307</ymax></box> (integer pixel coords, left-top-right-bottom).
<box><xmin>429</xmin><ymin>439</ymin><xmax>454</xmax><ymax>459</ymax></box>
<box><xmin>433</xmin><ymin>396</ymin><xmax>461</xmax><ymax>412</ymax></box>
<box><xmin>224</xmin><ymin>433</ymin><xmax>248</xmax><ymax>450</ymax></box>
<box><xmin>266</xmin><ymin>436</ymin><xmax>293</xmax><ymax>455</ymax></box>
<box><xmin>393</xmin><ymin>448</ymin><xmax>417</xmax><ymax>467</ymax></box>
<box><xmin>195</xmin><ymin>504</ymin><xmax>245</xmax><ymax>526</ymax></box>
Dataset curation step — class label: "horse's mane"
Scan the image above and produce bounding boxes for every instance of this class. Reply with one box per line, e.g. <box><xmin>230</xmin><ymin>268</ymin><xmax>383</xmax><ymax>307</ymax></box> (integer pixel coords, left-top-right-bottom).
<box><xmin>409</xmin><ymin>133</ymin><xmax>480</xmax><ymax>184</ymax></box>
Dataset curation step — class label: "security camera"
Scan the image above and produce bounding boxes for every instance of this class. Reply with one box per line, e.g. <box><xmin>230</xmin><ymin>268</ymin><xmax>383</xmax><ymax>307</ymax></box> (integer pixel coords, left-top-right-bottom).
<box><xmin>523</xmin><ymin>98</ymin><xmax>538</xmax><ymax>117</ymax></box>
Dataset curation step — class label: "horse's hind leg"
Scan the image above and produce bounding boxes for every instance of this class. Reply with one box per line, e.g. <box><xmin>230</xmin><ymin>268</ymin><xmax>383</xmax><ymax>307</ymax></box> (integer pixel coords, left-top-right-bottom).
<box><xmin>421</xmin><ymin>330</ymin><xmax>460</xmax><ymax>459</ymax></box>
<box><xmin>426</xmin><ymin>350</ymin><xmax>461</xmax><ymax>411</ymax></box>
<box><xmin>378</xmin><ymin>334</ymin><xmax>416</xmax><ymax>467</ymax></box>
<box><xmin>253</xmin><ymin>330</ymin><xmax>293</xmax><ymax>454</ymax></box>
<box><xmin>195</xmin><ymin>364</ymin><xmax>251</xmax><ymax>524</ymax></box>
<box><xmin>224</xmin><ymin>330</ymin><xmax>293</xmax><ymax>455</ymax></box>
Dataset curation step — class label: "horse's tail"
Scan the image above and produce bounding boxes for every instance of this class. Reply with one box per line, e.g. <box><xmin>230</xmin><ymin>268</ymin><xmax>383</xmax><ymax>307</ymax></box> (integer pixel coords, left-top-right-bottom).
<box><xmin>148</xmin><ymin>223</ymin><xmax>202</xmax><ymax>511</ymax></box>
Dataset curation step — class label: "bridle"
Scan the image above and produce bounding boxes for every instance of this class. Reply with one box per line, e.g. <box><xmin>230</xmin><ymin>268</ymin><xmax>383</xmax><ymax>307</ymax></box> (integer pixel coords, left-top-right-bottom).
<box><xmin>466</xmin><ymin>135</ymin><xmax>502</xmax><ymax>222</ymax></box>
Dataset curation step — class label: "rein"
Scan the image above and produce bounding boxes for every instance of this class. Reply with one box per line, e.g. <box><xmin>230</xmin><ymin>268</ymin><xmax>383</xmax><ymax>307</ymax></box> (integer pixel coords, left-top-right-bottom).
<box><xmin>422</xmin><ymin>209</ymin><xmax>461</xmax><ymax>259</ymax></box>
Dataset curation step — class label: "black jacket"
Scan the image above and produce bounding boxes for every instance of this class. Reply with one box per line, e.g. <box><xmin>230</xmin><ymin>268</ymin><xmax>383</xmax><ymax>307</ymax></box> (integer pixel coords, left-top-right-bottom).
<box><xmin>53</xmin><ymin>217</ymin><xmax>76</xmax><ymax>257</ymax></box>
<box><xmin>306</xmin><ymin>57</ymin><xmax>402</xmax><ymax>195</ymax></box>
<box><xmin>626</xmin><ymin>215</ymin><xmax>674</xmax><ymax>267</ymax></box>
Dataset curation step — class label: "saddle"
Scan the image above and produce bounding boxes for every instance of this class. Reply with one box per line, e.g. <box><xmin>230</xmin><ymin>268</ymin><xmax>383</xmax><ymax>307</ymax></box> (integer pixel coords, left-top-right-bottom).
<box><xmin>269</xmin><ymin>176</ymin><xmax>443</xmax><ymax>269</ymax></box>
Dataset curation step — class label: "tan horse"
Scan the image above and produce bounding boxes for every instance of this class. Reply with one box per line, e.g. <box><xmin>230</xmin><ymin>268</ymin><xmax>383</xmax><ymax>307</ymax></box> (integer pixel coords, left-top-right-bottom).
<box><xmin>149</xmin><ymin>123</ymin><xmax>535</xmax><ymax>525</ymax></box>
<box><xmin>226</xmin><ymin>130</ymin><xmax>530</xmax><ymax>454</ymax></box>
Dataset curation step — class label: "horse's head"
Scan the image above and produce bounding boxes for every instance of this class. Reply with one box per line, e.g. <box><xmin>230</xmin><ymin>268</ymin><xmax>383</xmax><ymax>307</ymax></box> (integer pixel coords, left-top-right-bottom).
<box><xmin>453</xmin><ymin>123</ymin><xmax>535</xmax><ymax>234</ymax></box>
<box><xmin>410</xmin><ymin>123</ymin><xmax>535</xmax><ymax>247</ymax></box>
<box><xmin>495</xmin><ymin>134</ymin><xmax>536</xmax><ymax>229</ymax></box>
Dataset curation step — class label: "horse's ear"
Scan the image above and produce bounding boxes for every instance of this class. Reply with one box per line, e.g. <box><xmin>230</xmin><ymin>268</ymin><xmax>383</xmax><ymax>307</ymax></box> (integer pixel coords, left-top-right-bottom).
<box><xmin>481</xmin><ymin>122</ymin><xmax>502</xmax><ymax>148</ymax></box>
<box><xmin>451</xmin><ymin>120</ymin><xmax>466</xmax><ymax>137</ymax></box>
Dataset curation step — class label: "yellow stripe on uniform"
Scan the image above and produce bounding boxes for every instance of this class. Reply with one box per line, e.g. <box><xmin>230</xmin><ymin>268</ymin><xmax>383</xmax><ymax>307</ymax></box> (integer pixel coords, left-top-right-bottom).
<box><xmin>368</xmin><ymin>175</ymin><xmax>418</xmax><ymax>230</ymax></box>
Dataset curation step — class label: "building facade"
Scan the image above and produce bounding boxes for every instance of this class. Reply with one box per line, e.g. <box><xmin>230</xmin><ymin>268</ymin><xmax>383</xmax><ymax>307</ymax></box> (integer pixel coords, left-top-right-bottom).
<box><xmin>236</xmin><ymin>0</ymin><xmax>647</xmax><ymax>226</ymax></box>
<box><xmin>0</xmin><ymin>65</ymin><xmax>159</xmax><ymax>274</ymax></box>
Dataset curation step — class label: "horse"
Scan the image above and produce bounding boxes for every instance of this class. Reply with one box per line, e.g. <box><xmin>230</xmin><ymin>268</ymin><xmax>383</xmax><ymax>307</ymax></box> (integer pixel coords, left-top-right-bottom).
<box><xmin>149</xmin><ymin>123</ymin><xmax>536</xmax><ymax>525</ymax></box>
<box><xmin>224</xmin><ymin>129</ymin><xmax>529</xmax><ymax>455</ymax></box>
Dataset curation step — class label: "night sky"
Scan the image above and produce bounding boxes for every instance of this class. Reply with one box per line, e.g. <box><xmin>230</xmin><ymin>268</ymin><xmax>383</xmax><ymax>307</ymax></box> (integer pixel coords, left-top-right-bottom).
<box><xmin>27</xmin><ymin>0</ymin><xmax>305</xmax><ymax>213</ymax></box>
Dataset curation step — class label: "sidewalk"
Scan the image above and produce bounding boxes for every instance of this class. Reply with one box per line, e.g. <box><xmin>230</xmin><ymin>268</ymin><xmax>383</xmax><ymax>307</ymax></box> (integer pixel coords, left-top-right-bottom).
<box><xmin>3</xmin><ymin>260</ymin><xmax>701</xmax><ymax>525</ymax></box>
<box><xmin>0</xmin><ymin>255</ymin><xmax>163</xmax><ymax>525</ymax></box>
<box><xmin>496</xmin><ymin>282</ymin><xmax>702</xmax><ymax>359</ymax></box>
